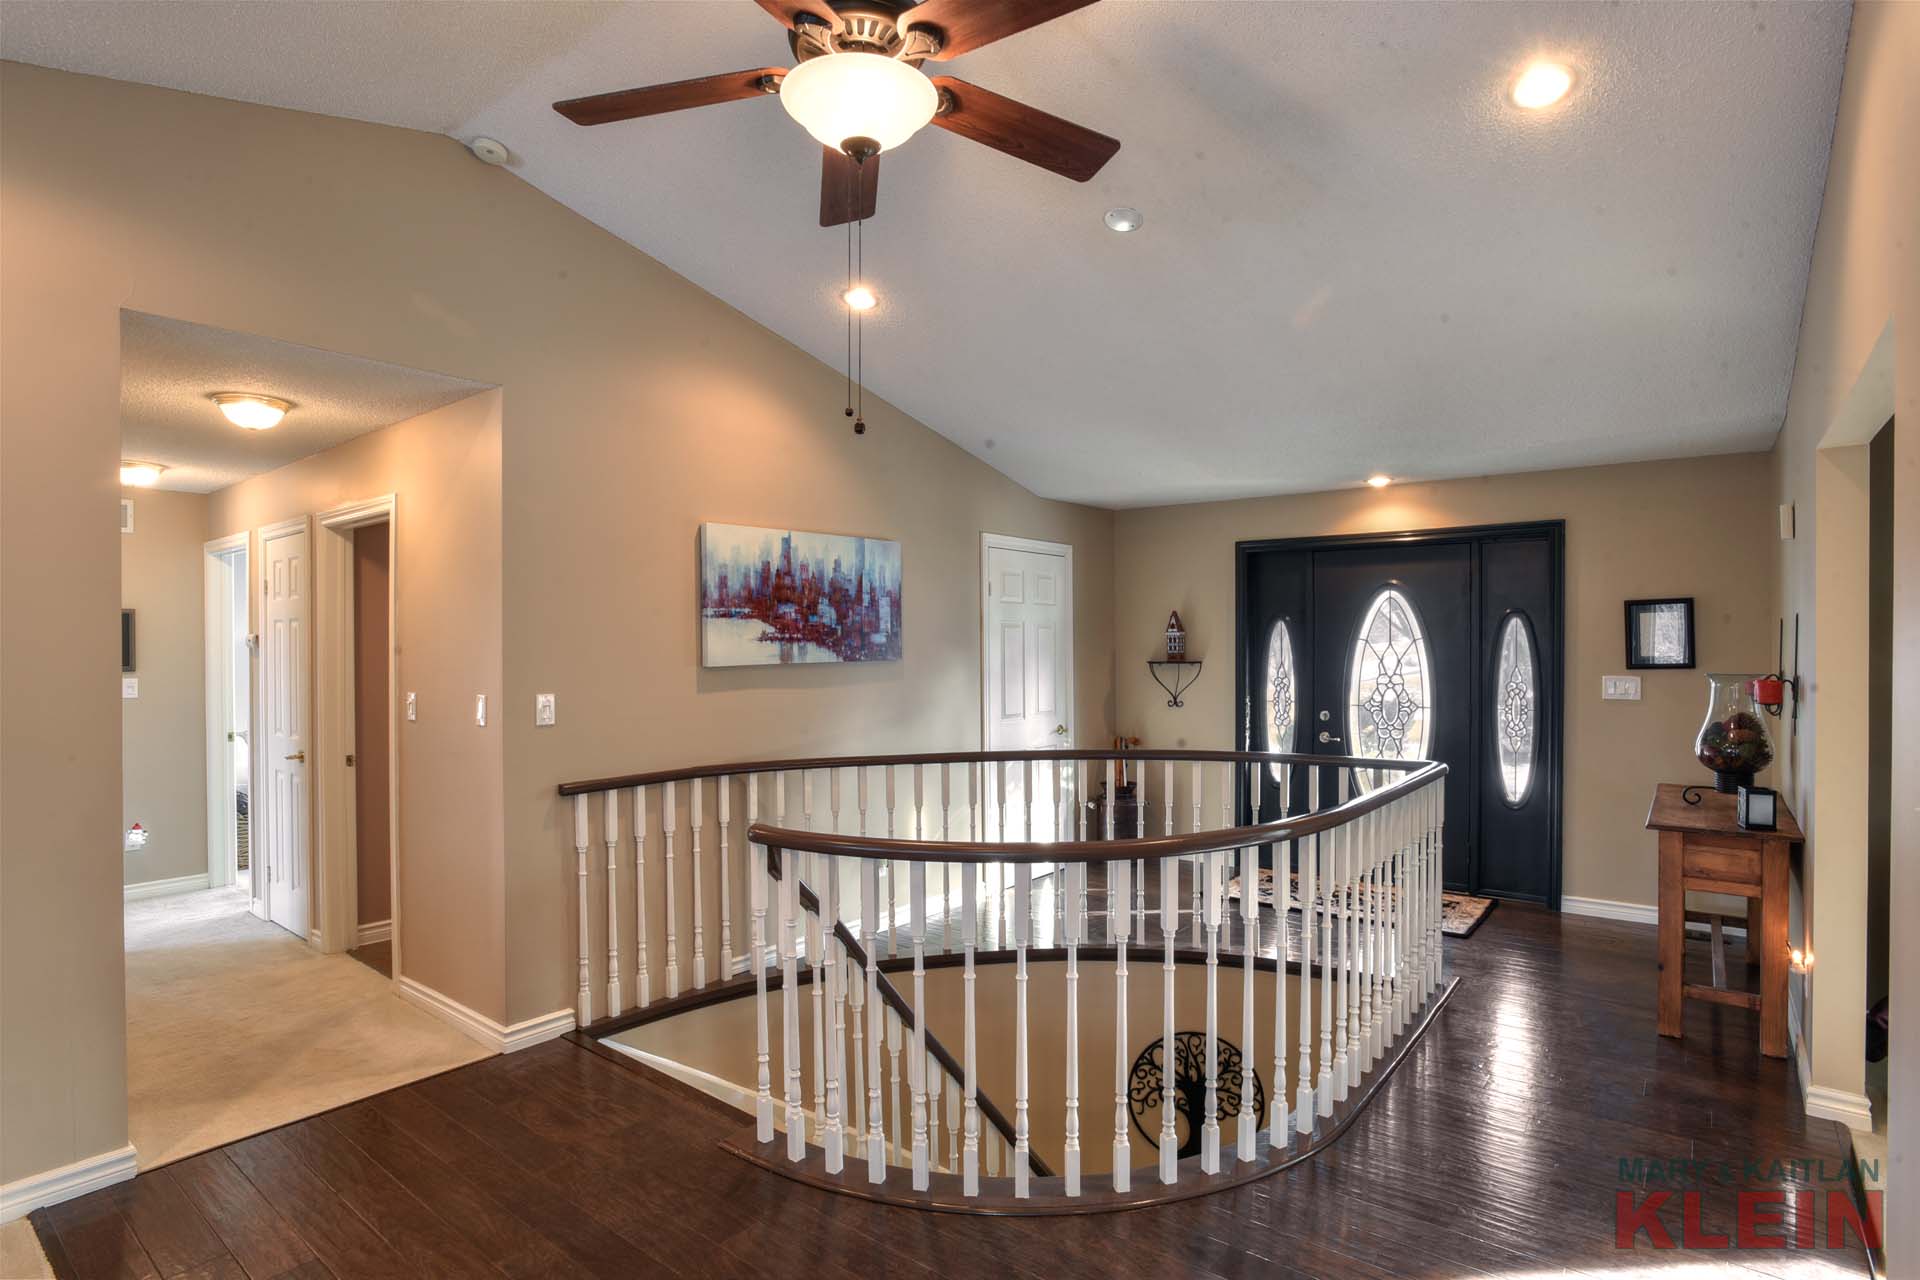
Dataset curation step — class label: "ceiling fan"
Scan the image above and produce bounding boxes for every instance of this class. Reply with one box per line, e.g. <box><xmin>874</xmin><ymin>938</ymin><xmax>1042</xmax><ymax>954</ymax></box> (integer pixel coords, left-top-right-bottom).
<box><xmin>553</xmin><ymin>0</ymin><xmax>1120</xmax><ymax>227</ymax></box>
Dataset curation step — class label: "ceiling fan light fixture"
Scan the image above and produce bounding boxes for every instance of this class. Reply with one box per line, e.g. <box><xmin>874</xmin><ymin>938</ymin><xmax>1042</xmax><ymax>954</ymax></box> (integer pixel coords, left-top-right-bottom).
<box><xmin>211</xmin><ymin>392</ymin><xmax>291</xmax><ymax>430</ymax></box>
<box><xmin>120</xmin><ymin>460</ymin><xmax>166</xmax><ymax>487</ymax></box>
<box><xmin>779</xmin><ymin>51</ymin><xmax>938</xmax><ymax>155</ymax></box>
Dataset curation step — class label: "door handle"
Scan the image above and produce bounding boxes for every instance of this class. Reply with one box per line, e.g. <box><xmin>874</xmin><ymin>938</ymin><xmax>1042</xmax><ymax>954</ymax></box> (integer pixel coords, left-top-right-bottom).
<box><xmin>284</xmin><ymin>751</ymin><xmax>306</xmax><ymax>763</ymax></box>
<box><xmin>1317</xmin><ymin>731</ymin><xmax>1341</xmax><ymax>745</ymax></box>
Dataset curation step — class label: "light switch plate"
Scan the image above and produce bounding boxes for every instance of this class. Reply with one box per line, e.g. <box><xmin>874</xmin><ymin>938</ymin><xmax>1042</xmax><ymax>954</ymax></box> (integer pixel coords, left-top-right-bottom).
<box><xmin>1602</xmin><ymin>675</ymin><xmax>1643</xmax><ymax>701</ymax></box>
<box><xmin>1779</xmin><ymin>503</ymin><xmax>1796</xmax><ymax>540</ymax></box>
<box><xmin>475</xmin><ymin>693</ymin><xmax>487</xmax><ymax>727</ymax></box>
<box><xmin>535</xmin><ymin>693</ymin><xmax>556</xmax><ymax>727</ymax></box>
<box><xmin>405</xmin><ymin>692</ymin><xmax>417</xmax><ymax>721</ymax></box>
<box><xmin>122</xmin><ymin>676</ymin><xmax>139</xmax><ymax>699</ymax></box>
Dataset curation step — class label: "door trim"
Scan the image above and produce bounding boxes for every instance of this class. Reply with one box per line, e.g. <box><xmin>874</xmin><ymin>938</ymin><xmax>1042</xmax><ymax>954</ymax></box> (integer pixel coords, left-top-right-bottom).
<box><xmin>1233</xmin><ymin>519</ymin><xmax>1566</xmax><ymax>907</ymax></box>
<box><xmin>314</xmin><ymin>495</ymin><xmax>398</xmax><ymax>966</ymax></box>
<box><xmin>203</xmin><ymin>532</ymin><xmax>248</xmax><ymax>891</ymax></box>
<box><xmin>979</xmin><ymin>532</ymin><xmax>1074</xmax><ymax>751</ymax></box>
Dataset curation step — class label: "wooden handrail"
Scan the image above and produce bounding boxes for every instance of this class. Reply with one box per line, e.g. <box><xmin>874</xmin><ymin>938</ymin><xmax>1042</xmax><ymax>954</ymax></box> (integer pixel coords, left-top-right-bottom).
<box><xmin>557</xmin><ymin>747</ymin><xmax>1428</xmax><ymax>798</ymax></box>
<box><xmin>770</xmin><ymin>853</ymin><xmax>1052</xmax><ymax>1180</ymax></box>
<box><xmin>752</xmin><ymin>761</ymin><xmax>1447</xmax><ymax>866</ymax></box>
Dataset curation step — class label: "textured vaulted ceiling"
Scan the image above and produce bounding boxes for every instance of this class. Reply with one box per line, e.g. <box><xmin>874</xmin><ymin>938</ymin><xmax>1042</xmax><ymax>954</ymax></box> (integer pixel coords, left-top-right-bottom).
<box><xmin>6</xmin><ymin>2</ymin><xmax>1849</xmax><ymax>507</ymax></box>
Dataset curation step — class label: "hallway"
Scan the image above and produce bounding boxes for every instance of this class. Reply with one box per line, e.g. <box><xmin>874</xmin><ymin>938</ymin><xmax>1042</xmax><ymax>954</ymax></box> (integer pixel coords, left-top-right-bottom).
<box><xmin>124</xmin><ymin>887</ymin><xmax>487</xmax><ymax>1170</ymax></box>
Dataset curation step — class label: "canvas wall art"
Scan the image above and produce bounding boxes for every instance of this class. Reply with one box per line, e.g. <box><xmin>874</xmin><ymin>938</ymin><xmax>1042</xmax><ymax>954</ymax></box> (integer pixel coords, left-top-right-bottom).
<box><xmin>701</xmin><ymin>522</ymin><xmax>902</xmax><ymax>667</ymax></box>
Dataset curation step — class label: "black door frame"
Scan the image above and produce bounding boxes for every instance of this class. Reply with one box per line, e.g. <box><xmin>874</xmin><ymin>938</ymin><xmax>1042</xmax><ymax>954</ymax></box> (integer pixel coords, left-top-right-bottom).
<box><xmin>1233</xmin><ymin>519</ymin><xmax>1567</xmax><ymax>908</ymax></box>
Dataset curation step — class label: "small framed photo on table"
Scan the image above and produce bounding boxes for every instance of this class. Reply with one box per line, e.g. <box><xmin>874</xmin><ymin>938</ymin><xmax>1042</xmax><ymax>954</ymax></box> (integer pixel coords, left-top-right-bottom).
<box><xmin>1625</xmin><ymin>597</ymin><xmax>1694</xmax><ymax>669</ymax></box>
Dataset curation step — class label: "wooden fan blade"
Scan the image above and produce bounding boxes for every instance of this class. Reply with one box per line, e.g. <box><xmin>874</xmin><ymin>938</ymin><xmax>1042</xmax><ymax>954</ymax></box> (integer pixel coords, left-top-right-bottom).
<box><xmin>554</xmin><ymin>69</ymin><xmax>784</xmax><ymax>126</ymax></box>
<box><xmin>929</xmin><ymin>77</ymin><xmax>1119</xmax><ymax>182</ymax></box>
<box><xmin>753</xmin><ymin>0</ymin><xmax>837</xmax><ymax>28</ymax></box>
<box><xmin>906</xmin><ymin>0</ymin><xmax>1102</xmax><ymax>60</ymax></box>
<box><xmin>820</xmin><ymin>148</ymin><xmax>881</xmax><ymax>226</ymax></box>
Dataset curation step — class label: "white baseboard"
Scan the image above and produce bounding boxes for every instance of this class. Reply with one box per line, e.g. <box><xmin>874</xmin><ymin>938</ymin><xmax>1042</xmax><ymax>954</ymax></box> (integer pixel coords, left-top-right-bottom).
<box><xmin>355</xmin><ymin>919</ymin><xmax>392</xmax><ymax>948</ymax></box>
<box><xmin>1561</xmin><ymin>895</ymin><xmax>1748</xmax><ymax>936</ymax></box>
<box><xmin>599</xmin><ymin>1040</ymin><xmax>756</xmax><ymax>1118</ymax></box>
<box><xmin>1805</xmin><ymin>1085</ymin><xmax>1875</xmax><ymax>1131</ymax></box>
<box><xmin>395</xmin><ymin>976</ymin><xmax>572</xmax><ymax>1055</ymax></box>
<box><xmin>0</xmin><ymin>1144</ymin><xmax>138</xmax><ymax>1223</ymax></box>
<box><xmin>123</xmin><ymin>872</ymin><xmax>211</xmax><ymax>901</ymax></box>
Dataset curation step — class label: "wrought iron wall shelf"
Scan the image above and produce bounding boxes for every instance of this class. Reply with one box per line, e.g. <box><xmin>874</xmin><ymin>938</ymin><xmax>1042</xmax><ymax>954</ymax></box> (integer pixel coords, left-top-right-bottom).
<box><xmin>1148</xmin><ymin>659</ymin><xmax>1203</xmax><ymax>708</ymax></box>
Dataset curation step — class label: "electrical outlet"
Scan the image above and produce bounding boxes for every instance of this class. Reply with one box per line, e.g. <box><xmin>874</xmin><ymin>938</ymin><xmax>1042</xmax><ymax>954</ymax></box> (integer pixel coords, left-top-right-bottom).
<box><xmin>475</xmin><ymin>693</ymin><xmax>487</xmax><ymax>727</ymax></box>
<box><xmin>1602</xmin><ymin>675</ymin><xmax>1643</xmax><ymax>701</ymax></box>
<box><xmin>535</xmin><ymin>693</ymin><xmax>556</xmax><ymax>727</ymax></box>
<box><xmin>405</xmin><ymin>691</ymin><xmax>417</xmax><ymax>721</ymax></box>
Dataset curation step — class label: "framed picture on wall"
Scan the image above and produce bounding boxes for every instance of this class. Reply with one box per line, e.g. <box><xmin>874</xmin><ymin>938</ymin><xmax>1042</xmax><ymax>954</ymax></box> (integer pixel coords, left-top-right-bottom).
<box><xmin>121</xmin><ymin>609</ymin><xmax>136</xmax><ymax>673</ymax></box>
<box><xmin>699</xmin><ymin>522</ymin><xmax>902</xmax><ymax>667</ymax></box>
<box><xmin>1624</xmin><ymin>598</ymin><xmax>1694</xmax><ymax>669</ymax></box>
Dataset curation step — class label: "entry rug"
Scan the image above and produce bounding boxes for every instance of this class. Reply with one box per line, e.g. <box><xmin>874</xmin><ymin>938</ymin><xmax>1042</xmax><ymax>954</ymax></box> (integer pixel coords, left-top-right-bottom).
<box><xmin>1226</xmin><ymin>868</ymin><xmax>1497</xmax><ymax>939</ymax></box>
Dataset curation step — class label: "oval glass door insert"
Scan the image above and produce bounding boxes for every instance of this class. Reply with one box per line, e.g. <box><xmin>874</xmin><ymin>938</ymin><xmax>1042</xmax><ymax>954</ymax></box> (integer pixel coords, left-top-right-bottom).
<box><xmin>1347</xmin><ymin>588</ymin><xmax>1433</xmax><ymax>789</ymax></box>
<box><xmin>1265</xmin><ymin>618</ymin><xmax>1297</xmax><ymax>777</ymax></box>
<box><xmin>1495</xmin><ymin>613</ymin><xmax>1539</xmax><ymax>805</ymax></box>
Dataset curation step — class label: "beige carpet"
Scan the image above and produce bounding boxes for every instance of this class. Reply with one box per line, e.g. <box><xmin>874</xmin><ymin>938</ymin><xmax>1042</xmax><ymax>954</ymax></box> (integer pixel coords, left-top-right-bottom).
<box><xmin>0</xmin><ymin>1218</ymin><xmax>54</xmax><ymax>1279</ymax></box>
<box><xmin>125</xmin><ymin>886</ymin><xmax>489</xmax><ymax>1170</ymax></box>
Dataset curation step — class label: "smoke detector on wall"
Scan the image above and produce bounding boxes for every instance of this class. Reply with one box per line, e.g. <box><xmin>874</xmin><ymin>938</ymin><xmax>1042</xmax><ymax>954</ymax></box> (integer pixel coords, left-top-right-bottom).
<box><xmin>467</xmin><ymin>136</ymin><xmax>512</xmax><ymax>167</ymax></box>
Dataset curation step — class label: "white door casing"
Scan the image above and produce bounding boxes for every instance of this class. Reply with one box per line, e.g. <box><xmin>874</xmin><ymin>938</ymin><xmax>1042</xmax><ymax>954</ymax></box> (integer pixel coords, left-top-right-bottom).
<box><xmin>981</xmin><ymin>534</ymin><xmax>1073</xmax><ymax>841</ymax></box>
<box><xmin>262</xmin><ymin>518</ymin><xmax>311</xmax><ymax>941</ymax></box>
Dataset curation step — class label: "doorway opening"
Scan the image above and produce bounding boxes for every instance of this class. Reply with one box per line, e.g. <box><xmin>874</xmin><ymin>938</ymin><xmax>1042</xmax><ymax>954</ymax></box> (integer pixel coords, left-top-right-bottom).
<box><xmin>1235</xmin><ymin>521</ymin><xmax>1566</xmax><ymax>905</ymax></box>
<box><xmin>204</xmin><ymin>534</ymin><xmax>250</xmax><ymax>895</ymax></box>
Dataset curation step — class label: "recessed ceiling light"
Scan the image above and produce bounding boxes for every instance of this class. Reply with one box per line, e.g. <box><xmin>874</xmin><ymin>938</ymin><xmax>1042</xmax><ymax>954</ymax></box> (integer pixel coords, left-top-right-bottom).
<box><xmin>1512</xmin><ymin>62</ymin><xmax>1574</xmax><ymax>109</ymax></box>
<box><xmin>120</xmin><ymin>460</ymin><xmax>166</xmax><ymax>487</ymax></box>
<box><xmin>1366</xmin><ymin>474</ymin><xmax>1393</xmax><ymax>489</ymax></box>
<box><xmin>1104</xmin><ymin>207</ymin><xmax>1143</xmax><ymax>233</ymax></box>
<box><xmin>211</xmin><ymin>392</ymin><xmax>291</xmax><ymax>430</ymax></box>
<box><xmin>843</xmin><ymin>284</ymin><xmax>878</xmax><ymax>311</ymax></box>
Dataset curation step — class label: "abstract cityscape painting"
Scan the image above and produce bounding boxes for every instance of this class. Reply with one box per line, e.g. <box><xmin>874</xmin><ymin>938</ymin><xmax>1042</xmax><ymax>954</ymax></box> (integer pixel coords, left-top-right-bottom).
<box><xmin>700</xmin><ymin>523</ymin><xmax>902</xmax><ymax>667</ymax></box>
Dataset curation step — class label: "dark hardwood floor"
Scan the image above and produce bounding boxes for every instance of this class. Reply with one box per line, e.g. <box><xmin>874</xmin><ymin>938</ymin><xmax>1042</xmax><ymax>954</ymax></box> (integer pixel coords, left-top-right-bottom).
<box><xmin>31</xmin><ymin>905</ymin><xmax>1871</xmax><ymax>1279</ymax></box>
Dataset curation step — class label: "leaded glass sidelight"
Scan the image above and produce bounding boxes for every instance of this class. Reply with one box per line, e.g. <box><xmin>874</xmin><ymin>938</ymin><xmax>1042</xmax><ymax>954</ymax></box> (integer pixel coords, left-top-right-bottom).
<box><xmin>1347</xmin><ymin>588</ymin><xmax>1432</xmax><ymax>791</ymax></box>
<box><xmin>1265</xmin><ymin>619</ymin><xmax>1297</xmax><ymax>777</ymax></box>
<box><xmin>1495</xmin><ymin>613</ymin><xmax>1539</xmax><ymax>805</ymax></box>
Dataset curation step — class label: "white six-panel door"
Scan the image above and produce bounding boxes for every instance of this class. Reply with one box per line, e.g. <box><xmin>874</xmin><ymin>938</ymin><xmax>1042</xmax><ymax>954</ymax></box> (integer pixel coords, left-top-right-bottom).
<box><xmin>983</xmin><ymin>537</ymin><xmax>1072</xmax><ymax>841</ymax></box>
<box><xmin>262</xmin><ymin>520</ymin><xmax>311</xmax><ymax>941</ymax></box>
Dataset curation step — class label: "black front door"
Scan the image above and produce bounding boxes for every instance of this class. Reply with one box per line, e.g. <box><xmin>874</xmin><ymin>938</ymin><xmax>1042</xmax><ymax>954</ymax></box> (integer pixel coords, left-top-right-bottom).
<box><xmin>1238</xmin><ymin>524</ymin><xmax>1562</xmax><ymax>904</ymax></box>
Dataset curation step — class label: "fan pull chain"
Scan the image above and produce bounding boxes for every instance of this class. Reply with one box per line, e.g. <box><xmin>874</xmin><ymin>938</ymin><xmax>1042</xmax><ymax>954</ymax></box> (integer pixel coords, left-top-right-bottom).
<box><xmin>855</xmin><ymin>211</ymin><xmax>865</xmax><ymax>434</ymax></box>
<box><xmin>845</xmin><ymin>190</ymin><xmax>854</xmax><ymax>423</ymax></box>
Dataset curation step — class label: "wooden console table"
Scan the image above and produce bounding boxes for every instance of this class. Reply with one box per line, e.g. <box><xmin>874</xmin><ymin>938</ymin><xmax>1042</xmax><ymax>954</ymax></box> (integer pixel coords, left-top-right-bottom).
<box><xmin>1646</xmin><ymin>783</ymin><xmax>1802</xmax><ymax>1058</ymax></box>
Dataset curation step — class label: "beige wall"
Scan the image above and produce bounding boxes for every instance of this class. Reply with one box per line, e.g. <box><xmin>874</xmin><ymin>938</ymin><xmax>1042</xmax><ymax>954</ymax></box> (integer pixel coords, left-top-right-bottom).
<box><xmin>1764</xmin><ymin>0</ymin><xmax>1919</xmax><ymax>1176</ymax></box>
<box><xmin>1113</xmin><ymin>454</ymin><xmax>1778</xmax><ymax>910</ymax></box>
<box><xmin>0</xmin><ymin>62</ymin><xmax>1113</xmax><ymax>1184</ymax></box>
<box><xmin>119</xmin><ymin>487</ymin><xmax>210</xmax><ymax>887</ymax></box>
<box><xmin>208</xmin><ymin>392</ymin><xmax>505</xmax><ymax>1019</ymax></box>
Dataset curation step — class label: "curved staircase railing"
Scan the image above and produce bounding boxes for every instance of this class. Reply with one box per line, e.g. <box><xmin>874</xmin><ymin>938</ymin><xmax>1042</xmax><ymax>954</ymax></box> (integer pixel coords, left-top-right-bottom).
<box><xmin>561</xmin><ymin>749</ymin><xmax>1452</xmax><ymax>1212</ymax></box>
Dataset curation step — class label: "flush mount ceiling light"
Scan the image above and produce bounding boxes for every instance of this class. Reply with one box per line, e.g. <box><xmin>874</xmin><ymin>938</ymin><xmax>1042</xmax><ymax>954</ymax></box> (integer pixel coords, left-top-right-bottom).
<box><xmin>1104</xmin><ymin>207</ymin><xmax>1143</xmax><ymax>233</ymax></box>
<box><xmin>1366</xmin><ymin>474</ymin><xmax>1393</xmax><ymax>488</ymax></box>
<box><xmin>843</xmin><ymin>283</ymin><xmax>878</xmax><ymax>311</ymax></box>
<box><xmin>120</xmin><ymin>460</ymin><xmax>166</xmax><ymax>487</ymax></box>
<box><xmin>211</xmin><ymin>392</ymin><xmax>291</xmax><ymax>430</ymax></box>
<box><xmin>780</xmin><ymin>51</ymin><xmax>939</xmax><ymax>156</ymax></box>
<box><xmin>1511</xmin><ymin>61</ymin><xmax>1574</xmax><ymax>109</ymax></box>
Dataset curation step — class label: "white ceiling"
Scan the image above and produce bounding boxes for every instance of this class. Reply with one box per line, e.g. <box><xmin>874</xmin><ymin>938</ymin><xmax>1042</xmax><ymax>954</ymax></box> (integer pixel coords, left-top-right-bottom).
<box><xmin>11</xmin><ymin>2</ymin><xmax>1849</xmax><ymax>507</ymax></box>
<box><xmin>120</xmin><ymin>312</ymin><xmax>488</xmax><ymax>493</ymax></box>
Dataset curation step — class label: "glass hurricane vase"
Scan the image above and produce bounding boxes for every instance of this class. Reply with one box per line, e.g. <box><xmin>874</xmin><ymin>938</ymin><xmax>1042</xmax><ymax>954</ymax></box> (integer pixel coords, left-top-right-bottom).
<box><xmin>1693</xmin><ymin>673</ymin><xmax>1776</xmax><ymax>793</ymax></box>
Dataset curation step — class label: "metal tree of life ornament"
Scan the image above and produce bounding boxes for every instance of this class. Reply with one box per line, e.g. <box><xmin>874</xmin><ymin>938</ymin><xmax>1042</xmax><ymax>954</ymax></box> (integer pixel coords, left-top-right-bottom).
<box><xmin>1127</xmin><ymin>1032</ymin><xmax>1264</xmax><ymax>1157</ymax></box>
<box><xmin>1347</xmin><ymin>588</ymin><xmax>1433</xmax><ymax>792</ymax></box>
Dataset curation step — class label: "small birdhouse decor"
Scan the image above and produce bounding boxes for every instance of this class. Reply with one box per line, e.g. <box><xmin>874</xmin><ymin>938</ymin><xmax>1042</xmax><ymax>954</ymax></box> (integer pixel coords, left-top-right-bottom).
<box><xmin>1164</xmin><ymin>611</ymin><xmax>1187</xmax><ymax>660</ymax></box>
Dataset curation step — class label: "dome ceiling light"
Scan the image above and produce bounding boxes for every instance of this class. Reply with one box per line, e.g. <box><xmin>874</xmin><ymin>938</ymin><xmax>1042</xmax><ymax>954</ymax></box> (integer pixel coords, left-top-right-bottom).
<box><xmin>211</xmin><ymin>392</ymin><xmax>292</xmax><ymax>430</ymax></box>
<box><xmin>120</xmin><ymin>460</ymin><xmax>166</xmax><ymax>487</ymax></box>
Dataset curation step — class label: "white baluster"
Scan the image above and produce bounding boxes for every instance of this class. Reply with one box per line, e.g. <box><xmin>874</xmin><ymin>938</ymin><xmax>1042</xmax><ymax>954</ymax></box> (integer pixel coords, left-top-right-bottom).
<box><xmin>1432</xmin><ymin>778</ymin><xmax>1446</xmax><ymax>994</ymax></box>
<box><xmin>944</xmin><ymin>1056</ymin><xmax>961</xmax><ymax>1172</ymax></box>
<box><xmin>926</xmin><ymin>1048</ymin><xmax>942</xmax><ymax>1170</ymax></box>
<box><xmin>1053</xmin><ymin>760</ymin><xmax>1067</xmax><ymax>945</ymax></box>
<box><xmin>719</xmin><ymin>776</ymin><xmax>733</xmax><ymax>979</ymax></box>
<box><xmin>1238</xmin><ymin>837</ymin><xmax>1257</xmax><ymax>1162</ymax></box>
<box><xmin>1013</xmin><ymin>861</ymin><xmax>1032</xmax><ymax>1198</ymax></box>
<box><xmin>962</xmin><ymin>864</ymin><xmax>980</xmax><ymax>1195</ymax></box>
<box><xmin>1104</xmin><ymin>761</ymin><xmax>1117</xmax><ymax>933</ymax></box>
<box><xmin>887</xmin><ymin>1006</ymin><xmax>903</xmax><ymax>1165</ymax></box>
<box><xmin>1201</xmin><ymin>844</ymin><xmax>1222</xmax><ymax>1173</ymax></box>
<box><xmin>806</xmin><ymin>775</ymin><xmax>825</xmax><ymax>1141</ymax></box>
<box><xmin>910</xmin><ymin>862</ymin><xmax>929</xmax><ymax>1189</ymax></box>
<box><xmin>1190</xmin><ymin>762</ymin><xmax>1204</xmax><ymax>947</ymax></box>
<box><xmin>1134</xmin><ymin>753</ymin><xmax>1147</xmax><ymax>925</ymax></box>
<box><xmin>1333</xmin><ymin>776</ymin><xmax>1353</xmax><ymax>1104</ymax></box>
<box><xmin>573</xmin><ymin>795</ymin><xmax>591</xmax><ymax>1027</ymax></box>
<box><xmin>863</xmin><ymin>857</ymin><xmax>885</xmax><ymax>1182</ymax></box>
<box><xmin>634</xmin><ymin>785</ymin><xmax>651</xmax><ymax>1008</ymax></box>
<box><xmin>940</xmin><ymin>763</ymin><xmax>953</xmax><ymax>954</ymax></box>
<box><xmin>823</xmin><ymin>852</ymin><xmax>843</xmax><ymax>1173</ymax></box>
<box><xmin>663</xmin><ymin>780</ymin><xmax>680</xmax><ymax>999</ymax></box>
<box><xmin>1307</xmin><ymin>769</ymin><xmax>1328</xmax><ymax>1129</ymax></box>
<box><xmin>848</xmin><ymin>936</ymin><xmax>866</xmax><ymax>1147</ymax></box>
<box><xmin>1111</xmin><ymin>856</ymin><xmax>1131</xmax><ymax>1192</ymax></box>
<box><xmin>995</xmin><ymin>761</ymin><xmax>1009</xmax><ymax>946</ymax></box>
<box><xmin>749</xmin><ymin>779</ymin><xmax>773</xmax><ymax>1142</ymax></box>
<box><xmin>691</xmin><ymin>779</ymin><xmax>706</xmax><ymax>989</ymax></box>
<box><xmin>604</xmin><ymin>790</ymin><xmax>622</xmax><ymax>1018</ymax></box>
<box><xmin>1352</xmin><ymin>809</ymin><xmax>1371</xmax><ymax>1089</ymax></box>
<box><xmin>1271</xmin><ymin>765</ymin><xmax>1290</xmax><ymax>1149</ymax></box>
<box><xmin>1159</xmin><ymin>853</ymin><xmax>1179</xmax><ymax>1184</ymax></box>
<box><xmin>885</xmin><ymin>768</ymin><xmax>899</xmax><ymax>958</ymax></box>
<box><xmin>1063</xmin><ymin>858</ymin><xmax>1083</xmax><ymax>1197</ymax></box>
<box><xmin>781</xmin><ymin>846</ymin><xmax>804</xmax><ymax>1161</ymax></box>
